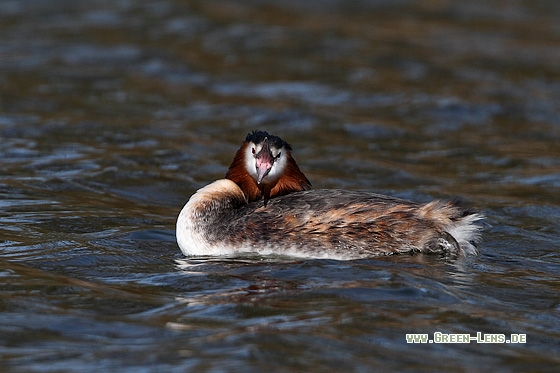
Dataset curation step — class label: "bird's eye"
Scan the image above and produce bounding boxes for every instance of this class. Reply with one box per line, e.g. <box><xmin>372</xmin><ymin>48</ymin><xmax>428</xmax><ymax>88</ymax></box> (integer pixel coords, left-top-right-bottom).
<box><xmin>252</xmin><ymin>148</ymin><xmax>256</xmax><ymax>154</ymax></box>
<box><xmin>276</xmin><ymin>152</ymin><xmax>282</xmax><ymax>159</ymax></box>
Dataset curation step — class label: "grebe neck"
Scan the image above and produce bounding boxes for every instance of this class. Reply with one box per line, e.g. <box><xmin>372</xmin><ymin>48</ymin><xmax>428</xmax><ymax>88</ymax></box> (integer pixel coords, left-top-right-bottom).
<box><xmin>176</xmin><ymin>179</ymin><xmax>247</xmax><ymax>256</ymax></box>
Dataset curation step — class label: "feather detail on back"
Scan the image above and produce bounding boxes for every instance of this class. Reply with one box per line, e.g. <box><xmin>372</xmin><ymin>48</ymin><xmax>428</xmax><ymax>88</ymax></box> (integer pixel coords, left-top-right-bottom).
<box><xmin>177</xmin><ymin>182</ymin><xmax>484</xmax><ymax>259</ymax></box>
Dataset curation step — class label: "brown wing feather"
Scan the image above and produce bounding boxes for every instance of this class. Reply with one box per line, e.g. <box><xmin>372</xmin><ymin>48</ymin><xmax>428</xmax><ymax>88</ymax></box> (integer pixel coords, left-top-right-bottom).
<box><xmin>217</xmin><ymin>189</ymin><xmax>462</xmax><ymax>257</ymax></box>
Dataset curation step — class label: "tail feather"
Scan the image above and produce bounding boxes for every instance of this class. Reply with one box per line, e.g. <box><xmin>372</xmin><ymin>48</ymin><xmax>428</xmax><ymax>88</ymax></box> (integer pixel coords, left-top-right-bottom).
<box><xmin>445</xmin><ymin>212</ymin><xmax>484</xmax><ymax>255</ymax></box>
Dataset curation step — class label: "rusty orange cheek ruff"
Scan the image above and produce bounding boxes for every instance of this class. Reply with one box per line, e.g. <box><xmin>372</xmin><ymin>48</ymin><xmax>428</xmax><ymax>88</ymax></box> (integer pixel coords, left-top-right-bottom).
<box><xmin>225</xmin><ymin>131</ymin><xmax>311</xmax><ymax>205</ymax></box>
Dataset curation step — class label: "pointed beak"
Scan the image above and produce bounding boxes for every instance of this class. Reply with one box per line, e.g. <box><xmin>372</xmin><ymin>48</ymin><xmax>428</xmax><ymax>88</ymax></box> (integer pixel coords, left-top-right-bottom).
<box><xmin>255</xmin><ymin>137</ymin><xmax>274</xmax><ymax>184</ymax></box>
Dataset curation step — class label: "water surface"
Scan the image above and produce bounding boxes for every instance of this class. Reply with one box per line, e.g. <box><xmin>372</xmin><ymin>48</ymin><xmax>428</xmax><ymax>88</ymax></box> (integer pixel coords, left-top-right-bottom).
<box><xmin>1</xmin><ymin>0</ymin><xmax>560</xmax><ymax>371</ymax></box>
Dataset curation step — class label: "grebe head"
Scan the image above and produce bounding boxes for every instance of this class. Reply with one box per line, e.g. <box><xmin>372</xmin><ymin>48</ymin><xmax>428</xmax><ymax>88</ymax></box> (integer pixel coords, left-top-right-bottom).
<box><xmin>244</xmin><ymin>131</ymin><xmax>290</xmax><ymax>185</ymax></box>
<box><xmin>225</xmin><ymin>130</ymin><xmax>311</xmax><ymax>203</ymax></box>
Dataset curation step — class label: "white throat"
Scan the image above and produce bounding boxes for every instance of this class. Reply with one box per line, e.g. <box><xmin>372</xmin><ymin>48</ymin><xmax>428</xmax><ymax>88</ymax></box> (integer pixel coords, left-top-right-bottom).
<box><xmin>244</xmin><ymin>142</ymin><xmax>288</xmax><ymax>184</ymax></box>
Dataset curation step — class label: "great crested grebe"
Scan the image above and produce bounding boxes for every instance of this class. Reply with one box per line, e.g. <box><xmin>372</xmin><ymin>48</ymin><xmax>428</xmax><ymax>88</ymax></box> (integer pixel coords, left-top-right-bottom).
<box><xmin>176</xmin><ymin>130</ymin><xmax>483</xmax><ymax>260</ymax></box>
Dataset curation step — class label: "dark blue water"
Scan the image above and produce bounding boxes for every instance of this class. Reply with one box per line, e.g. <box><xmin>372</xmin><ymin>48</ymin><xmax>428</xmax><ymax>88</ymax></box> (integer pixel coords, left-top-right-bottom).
<box><xmin>1</xmin><ymin>0</ymin><xmax>560</xmax><ymax>371</ymax></box>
